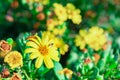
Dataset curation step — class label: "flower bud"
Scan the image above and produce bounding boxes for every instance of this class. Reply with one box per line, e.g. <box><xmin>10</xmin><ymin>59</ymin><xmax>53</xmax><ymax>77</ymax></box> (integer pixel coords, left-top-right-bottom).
<box><xmin>0</xmin><ymin>40</ymin><xmax>12</xmax><ymax>58</ymax></box>
<box><xmin>1</xmin><ymin>69</ymin><xmax>10</xmax><ymax>78</ymax></box>
<box><xmin>10</xmin><ymin>73</ymin><xmax>22</xmax><ymax>80</ymax></box>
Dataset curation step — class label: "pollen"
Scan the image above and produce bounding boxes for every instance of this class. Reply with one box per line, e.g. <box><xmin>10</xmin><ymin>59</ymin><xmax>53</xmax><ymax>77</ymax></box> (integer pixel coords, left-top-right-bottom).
<box><xmin>39</xmin><ymin>45</ymin><xmax>48</xmax><ymax>55</ymax></box>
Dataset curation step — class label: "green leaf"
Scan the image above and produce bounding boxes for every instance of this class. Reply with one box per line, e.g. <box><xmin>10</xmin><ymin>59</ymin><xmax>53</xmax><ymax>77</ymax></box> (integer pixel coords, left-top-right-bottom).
<box><xmin>96</xmin><ymin>75</ymin><xmax>104</xmax><ymax>80</ymax></box>
<box><xmin>115</xmin><ymin>73</ymin><xmax>120</xmax><ymax>78</ymax></box>
<box><xmin>100</xmin><ymin>44</ymin><xmax>111</xmax><ymax>70</ymax></box>
<box><xmin>6</xmin><ymin>38</ymin><xmax>13</xmax><ymax>45</ymax></box>
<box><xmin>86</xmin><ymin>63</ymin><xmax>94</xmax><ymax>70</ymax></box>
<box><xmin>82</xmin><ymin>66</ymin><xmax>85</xmax><ymax>75</ymax></box>
<box><xmin>53</xmin><ymin>62</ymin><xmax>65</xmax><ymax>80</ymax></box>
<box><xmin>109</xmin><ymin>61</ymin><xmax>117</xmax><ymax>69</ymax></box>
<box><xmin>37</xmin><ymin>65</ymin><xmax>50</xmax><ymax>77</ymax></box>
<box><xmin>22</xmin><ymin>0</ymin><xmax>27</xmax><ymax>4</ymax></box>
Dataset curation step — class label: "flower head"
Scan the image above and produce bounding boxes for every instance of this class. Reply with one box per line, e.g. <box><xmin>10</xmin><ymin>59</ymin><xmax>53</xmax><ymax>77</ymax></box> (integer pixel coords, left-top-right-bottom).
<box><xmin>75</xmin><ymin>30</ymin><xmax>87</xmax><ymax>50</ymax></box>
<box><xmin>54</xmin><ymin>38</ymin><xmax>69</xmax><ymax>55</ymax></box>
<box><xmin>53</xmin><ymin>3</ymin><xmax>67</xmax><ymax>22</ymax></box>
<box><xmin>27</xmin><ymin>0</ymin><xmax>49</xmax><ymax>5</ymax></box>
<box><xmin>42</xmin><ymin>31</ymin><xmax>69</xmax><ymax>55</ymax></box>
<box><xmin>1</xmin><ymin>69</ymin><xmax>10</xmax><ymax>78</ymax></box>
<box><xmin>4</xmin><ymin>51</ymin><xmax>23</xmax><ymax>69</ymax></box>
<box><xmin>75</xmin><ymin>26</ymin><xmax>107</xmax><ymax>51</ymax></box>
<box><xmin>66</xmin><ymin>3</ymin><xmax>82</xmax><ymax>24</ymax></box>
<box><xmin>52</xmin><ymin>26</ymin><xmax>67</xmax><ymax>36</ymax></box>
<box><xmin>25</xmin><ymin>34</ymin><xmax>60</xmax><ymax>68</ymax></box>
<box><xmin>0</xmin><ymin>40</ymin><xmax>12</xmax><ymax>58</ymax></box>
<box><xmin>39</xmin><ymin>0</ymin><xmax>49</xmax><ymax>5</ymax></box>
<box><xmin>10</xmin><ymin>73</ymin><xmax>22</xmax><ymax>80</ymax></box>
<box><xmin>85</xmin><ymin>26</ymin><xmax>107</xmax><ymax>51</ymax></box>
<box><xmin>46</xmin><ymin>19</ymin><xmax>57</xmax><ymax>30</ymax></box>
<box><xmin>93</xmin><ymin>53</ymin><xmax>100</xmax><ymax>64</ymax></box>
<box><xmin>84</xmin><ymin>57</ymin><xmax>92</xmax><ymax>65</ymax></box>
<box><xmin>59</xmin><ymin>68</ymin><xmax>73</xmax><ymax>79</ymax></box>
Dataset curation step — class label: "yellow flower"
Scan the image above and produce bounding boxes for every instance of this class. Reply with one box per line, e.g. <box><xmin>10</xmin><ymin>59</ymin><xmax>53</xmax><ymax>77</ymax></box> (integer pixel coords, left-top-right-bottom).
<box><xmin>71</xmin><ymin>12</ymin><xmax>82</xmax><ymax>24</ymax></box>
<box><xmin>54</xmin><ymin>38</ymin><xmax>69</xmax><ymax>55</ymax></box>
<box><xmin>46</xmin><ymin>19</ymin><xmax>57</xmax><ymax>30</ymax></box>
<box><xmin>85</xmin><ymin>26</ymin><xmax>107</xmax><ymax>51</ymax></box>
<box><xmin>59</xmin><ymin>68</ymin><xmax>73</xmax><ymax>79</ymax></box>
<box><xmin>39</xmin><ymin>0</ymin><xmax>49</xmax><ymax>5</ymax></box>
<box><xmin>25</xmin><ymin>34</ymin><xmax>59</xmax><ymax>68</ymax></box>
<box><xmin>28</xmin><ymin>0</ymin><xmax>49</xmax><ymax>5</ymax></box>
<box><xmin>66</xmin><ymin>3</ymin><xmax>76</xmax><ymax>11</ymax></box>
<box><xmin>4</xmin><ymin>51</ymin><xmax>23</xmax><ymax>69</ymax></box>
<box><xmin>66</xmin><ymin>3</ymin><xmax>82</xmax><ymax>24</ymax></box>
<box><xmin>75</xmin><ymin>27</ymin><xmax>107</xmax><ymax>51</ymax></box>
<box><xmin>66</xmin><ymin>3</ymin><xmax>76</xmax><ymax>19</ymax></box>
<box><xmin>74</xmin><ymin>30</ymin><xmax>87</xmax><ymax>50</ymax></box>
<box><xmin>53</xmin><ymin>3</ymin><xmax>67</xmax><ymax>22</ymax></box>
<box><xmin>52</xmin><ymin>26</ymin><xmax>66</xmax><ymax>36</ymax></box>
<box><xmin>42</xmin><ymin>31</ymin><xmax>68</xmax><ymax>55</ymax></box>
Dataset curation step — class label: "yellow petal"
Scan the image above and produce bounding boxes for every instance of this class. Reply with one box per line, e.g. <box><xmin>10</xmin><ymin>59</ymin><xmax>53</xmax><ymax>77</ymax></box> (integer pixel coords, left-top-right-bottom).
<box><xmin>24</xmin><ymin>48</ymin><xmax>39</xmax><ymax>54</ymax></box>
<box><xmin>30</xmin><ymin>52</ymin><xmax>40</xmax><ymax>59</ymax></box>
<box><xmin>44</xmin><ymin>55</ymin><xmax>54</xmax><ymax>68</ymax></box>
<box><xmin>42</xmin><ymin>36</ymin><xmax>49</xmax><ymax>45</ymax></box>
<box><xmin>35</xmin><ymin>35</ymin><xmax>41</xmax><ymax>43</ymax></box>
<box><xmin>27</xmin><ymin>38</ymin><xmax>40</xmax><ymax>46</ymax></box>
<box><xmin>35</xmin><ymin>56</ymin><xmax>43</xmax><ymax>68</ymax></box>
<box><xmin>49</xmin><ymin>50</ymin><xmax>59</xmax><ymax>61</ymax></box>
<box><xmin>26</xmin><ymin>41</ymin><xmax>39</xmax><ymax>49</ymax></box>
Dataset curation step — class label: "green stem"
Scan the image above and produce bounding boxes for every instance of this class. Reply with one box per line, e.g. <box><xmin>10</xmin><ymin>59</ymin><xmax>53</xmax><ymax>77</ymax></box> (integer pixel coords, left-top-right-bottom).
<box><xmin>23</xmin><ymin>70</ymin><xmax>31</xmax><ymax>80</ymax></box>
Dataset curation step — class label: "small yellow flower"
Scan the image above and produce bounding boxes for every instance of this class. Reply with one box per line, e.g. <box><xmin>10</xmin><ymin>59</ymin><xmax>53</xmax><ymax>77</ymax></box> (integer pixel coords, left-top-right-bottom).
<box><xmin>74</xmin><ymin>30</ymin><xmax>87</xmax><ymax>50</ymax></box>
<box><xmin>66</xmin><ymin>3</ymin><xmax>76</xmax><ymax>11</ymax></box>
<box><xmin>39</xmin><ymin>0</ymin><xmax>49</xmax><ymax>5</ymax></box>
<box><xmin>28</xmin><ymin>0</ymin><xmax>49</xmax><ymax>5</ymax></box>
<box><xmin>71</xmin><ymin>12</ymin><xmax>82</xmax><ymax>24</ymax></box>
<box><xmin>53</xmin><ymin>3</ymin><xmax>67</xmax><ymax>22</ymax></box>
<box><xmin>66</xmin><ymin>3</ymin><xmax>82</xmax><ymax>24</ymax></box>
<box><xmin>4</xmin><ymin>51</ymin><xmax>23</xmax><ymax>69</ymax></box>
<box><xmin>52</xmin><ymin>26</ymin><xmax>66</xmax><ymax>36</ymax></box>
<box><xmin>54</xmin><ymin>38</ymin><xmax>69</xmax><ymax>55</ymax></box>
<box><xmin>59</xmin><ymin>68</ymin><xmax>73</xmax><ymax>79</ymax></box>
<box><xmin>75</xmin><ymin>27</ymin><xmax>107</xmax><ymax>51</ymax></box>
<box><xmin>85</xmin><ymin>26</ymin><xmax>107</xmax><ymax>51</ymax></box>
<box><xmin>25</xmin><ymin>34</ymin><xmax>59</xmax><ymax>68</ymax></box>
<box><xmin>46</xmin><ymin>19</ymin><xmax>57</xmax><ymax>30</ymax></box>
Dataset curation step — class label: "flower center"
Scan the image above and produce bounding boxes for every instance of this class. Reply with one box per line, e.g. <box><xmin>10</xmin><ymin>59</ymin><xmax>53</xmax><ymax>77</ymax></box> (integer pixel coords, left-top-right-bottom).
<box><xmin>39</xmin><ymin>45</ymin><xmax>48</xmax><ymax>55</ymax></box>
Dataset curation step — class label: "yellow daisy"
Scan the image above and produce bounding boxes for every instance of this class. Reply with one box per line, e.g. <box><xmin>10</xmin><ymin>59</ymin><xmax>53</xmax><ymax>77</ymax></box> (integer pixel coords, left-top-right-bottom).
<box><xmin>4</xmin><ymin>51</ymin><xmax>23</xmax><ymax>69</ymax></box>
<box><xmin>25</xmin><ymin>34</ymin><xmax>60</xmax><ymax>69</ymax></box>
<box><xmin>42</xmin><ymin>31</ymin><xmax>69</xmax><ymax>55</ymax></box>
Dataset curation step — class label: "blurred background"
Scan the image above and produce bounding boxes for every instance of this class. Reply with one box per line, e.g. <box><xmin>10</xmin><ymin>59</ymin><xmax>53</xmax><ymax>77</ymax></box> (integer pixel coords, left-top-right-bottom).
<box><xmin>0</xmin><ymin>0</ymin><xmax>120</xmax><ymax>39</ymax></box>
